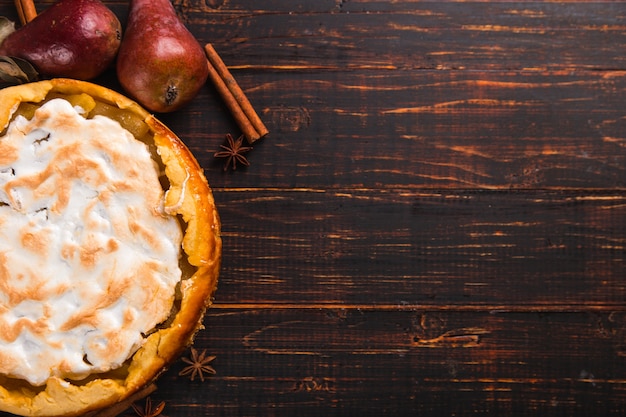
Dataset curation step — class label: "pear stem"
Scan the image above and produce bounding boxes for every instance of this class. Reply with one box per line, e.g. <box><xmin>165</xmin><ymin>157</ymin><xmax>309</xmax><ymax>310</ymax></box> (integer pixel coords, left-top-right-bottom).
<box><xmin>14</xmin><ymin>0</ymin><xmax>37</xmax><ymax>25</ymax></box>
<box><xmin>165</xmin><ymin>84</ymin><xmax>179</xmax><ymax>107</ymax></box>
<box><xmin>204</xmin><ymin>43</ymin><xmax>269</xmax><ymax>144</ymax></box>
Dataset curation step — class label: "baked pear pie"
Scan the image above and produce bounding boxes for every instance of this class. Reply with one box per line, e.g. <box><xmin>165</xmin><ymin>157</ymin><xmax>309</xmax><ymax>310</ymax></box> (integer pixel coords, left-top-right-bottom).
<box><xmin>0</xmin><ymin>79</ymin><xmax>221</xmax><ymax>416</ymax></box>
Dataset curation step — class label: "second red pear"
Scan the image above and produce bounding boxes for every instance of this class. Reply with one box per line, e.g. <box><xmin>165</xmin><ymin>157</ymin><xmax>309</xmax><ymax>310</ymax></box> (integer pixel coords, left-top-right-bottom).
<box><xmin>0</xmin><ymin>0</ymin><xmax>121</xmax><ymax>80</ymax></box>
<box><xmin>116</xmin><ymin>0</ymin><xmax>209</xmax><ymax>113</ymax></box>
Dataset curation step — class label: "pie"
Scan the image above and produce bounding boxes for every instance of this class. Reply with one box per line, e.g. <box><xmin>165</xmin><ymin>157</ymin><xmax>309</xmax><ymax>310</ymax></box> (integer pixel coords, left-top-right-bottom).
<box><xmin>0</xmin><ymin>78</ymin><xmax>221</xmax><ymax>416</ymax></box>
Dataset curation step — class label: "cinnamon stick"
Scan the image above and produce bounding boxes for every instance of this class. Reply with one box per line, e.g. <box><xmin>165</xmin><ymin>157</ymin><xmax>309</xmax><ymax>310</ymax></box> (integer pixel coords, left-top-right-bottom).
<box><xmin>14</xmin><ymin>0</ymin><xmax>37</xmax><ymax>25</ymax></box>
<box><xmin>205</xmin><ymin>57</ymin><xmax>260</xmax><ymax>143</ymax></box>
<box><xmin>204</xmin><ymin>43</ymin><xmax>268</xmax><ymax>144</ymax></box>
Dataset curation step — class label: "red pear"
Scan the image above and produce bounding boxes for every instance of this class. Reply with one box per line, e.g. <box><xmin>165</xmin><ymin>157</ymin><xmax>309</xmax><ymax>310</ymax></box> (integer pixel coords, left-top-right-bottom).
<box><xmin>116</xmin><ymin>0</ymin><xmax>209</xmax><ymax>113</ymax></box>
<box><xmin>0</xmin><ymin>0</ymin><xmax>122</xmax><ymax>80</ymax></box>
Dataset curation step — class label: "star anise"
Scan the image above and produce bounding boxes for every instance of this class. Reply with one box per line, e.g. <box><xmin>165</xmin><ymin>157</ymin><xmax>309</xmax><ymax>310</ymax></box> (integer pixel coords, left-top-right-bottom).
<box><xmin>179</xmin><ymin>347</ymin><xmax>216</xmax><ymax>382</ymax></box>
<box><xmin>131</xmin><ymin>397</ymin><xmax>166</xmax><ymax>417</ymax></box>
<box><xmin>214</xmin><ymin>133</ymin><xmax>252</xmax><ymax>171</ymax></box>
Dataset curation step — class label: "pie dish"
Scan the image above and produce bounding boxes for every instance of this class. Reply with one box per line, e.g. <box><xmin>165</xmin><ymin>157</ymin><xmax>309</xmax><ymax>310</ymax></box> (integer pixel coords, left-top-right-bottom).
<box><xmin>0</xmin><ymin>78</ymin><xmax>221</xmax><ymax>416</ymax></box>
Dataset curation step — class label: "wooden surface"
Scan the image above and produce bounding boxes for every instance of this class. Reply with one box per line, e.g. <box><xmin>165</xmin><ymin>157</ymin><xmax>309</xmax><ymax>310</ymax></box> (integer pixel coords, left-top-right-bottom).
<box><xmin>1</xmin><ymin>0</ymin><xmax>626</xmax><ymax>416</ymax></box>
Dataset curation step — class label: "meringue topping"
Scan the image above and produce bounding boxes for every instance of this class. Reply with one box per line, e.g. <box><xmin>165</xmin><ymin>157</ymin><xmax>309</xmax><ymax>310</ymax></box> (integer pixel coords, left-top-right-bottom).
<box><xmin>0</xmin><ymin>98</ymin><xmax>183</xmax><ymax>386</ymax></box>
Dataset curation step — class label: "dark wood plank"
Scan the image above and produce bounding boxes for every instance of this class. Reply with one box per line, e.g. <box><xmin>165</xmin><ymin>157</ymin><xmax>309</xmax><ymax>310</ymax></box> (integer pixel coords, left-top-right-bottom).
<box><xmin>213</xmin><ymin>188</ymin><xmax>626</xmax><ymax>307</ymax></box>
<box><xmin>168</xmin><ymin>1</ymin><xmax>626</xmax><ymax>190</ymax></box>
<box><xmin>191</xmin><ymin>1</ymin><xmax>626</xmax><ymax>71</ymax></box>
<box><xmin>149</xmin><ymin>308</ymin><xmax>626</xmax><ymax>416</ymax></box>
<box><xmin>152</xmin><ymin>68</ymin><xmax>626</xmax><ymax>190</ymax></box>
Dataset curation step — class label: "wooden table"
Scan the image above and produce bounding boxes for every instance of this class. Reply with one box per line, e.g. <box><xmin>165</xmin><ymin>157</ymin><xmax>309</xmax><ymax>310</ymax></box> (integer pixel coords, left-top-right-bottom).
<box><xmin>1</xmin><ymin>0</ymin><xmax>626</xmax><ymax>415</ymax></box>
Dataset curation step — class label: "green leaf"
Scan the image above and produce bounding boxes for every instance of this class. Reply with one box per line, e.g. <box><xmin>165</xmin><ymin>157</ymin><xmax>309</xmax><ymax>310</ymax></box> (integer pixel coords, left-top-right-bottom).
<box><xmin>0</xmin><ymin>17</ymin><xmax>15</xmax><ymax>45</ymax></box>
<box><xmin>11</xmin><ymin>56</ymin><xmax>38</xmax><ymax>82</ymax></box>
<box><xmin>0</xmin><ymin>56</ymin><xmax>38</xmax><ymax>85</ymax></box>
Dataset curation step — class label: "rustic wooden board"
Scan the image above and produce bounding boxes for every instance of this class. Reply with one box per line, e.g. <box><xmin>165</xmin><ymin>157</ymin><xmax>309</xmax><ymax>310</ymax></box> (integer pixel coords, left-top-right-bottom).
<box><xmin>211</xmin><ymin>189</ymin><xmax>626</xmax><ymax>307</ymax></box>
<box><xmin>151</xmin><ymin>69</ymin><xmax>626</xmax><ymax>190</ymax></box>
<box><xmin>0</xmin><ymin>0</ymin><xmax>625</xmax><ymax>416</ymax></box>
<box><xmin>153</xmin><ymin>308</ymin><xmax>626</xmax><ymax>416</ymax></box>
<box><xmin>189</xmin><ymin>1</ymin><xmax>626</xmax><ymax>71</ymax></box>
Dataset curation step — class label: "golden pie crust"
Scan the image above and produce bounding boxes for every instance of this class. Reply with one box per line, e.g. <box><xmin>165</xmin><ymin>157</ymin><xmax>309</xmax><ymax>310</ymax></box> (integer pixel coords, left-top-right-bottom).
<box><xmin>0</xmin><ymin>78</ymin><xmax>221</xmax><ymax>416</ymax></box>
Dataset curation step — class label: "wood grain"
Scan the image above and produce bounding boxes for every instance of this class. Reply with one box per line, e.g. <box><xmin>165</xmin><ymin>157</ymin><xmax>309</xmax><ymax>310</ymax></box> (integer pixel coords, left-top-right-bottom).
<box><xmin>0</xmin><ymin>0</ymin><xmax>625</xmax><ymax>416</ymax></box>
<box><xmin>213</xmin><ymin>189</ymin><xmax>626</xmax><ymax>307</ymax></box>
<box><xmin>156</xmin><ymin>308</ymin><xmax>626</xmax><ymax>416</ymax></box>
